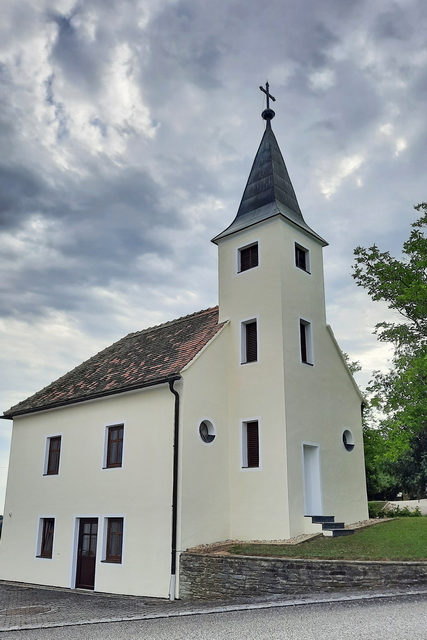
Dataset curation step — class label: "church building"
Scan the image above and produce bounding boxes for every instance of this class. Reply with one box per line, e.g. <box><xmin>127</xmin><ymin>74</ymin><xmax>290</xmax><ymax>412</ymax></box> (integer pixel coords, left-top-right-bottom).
<box><xmin>0</xmin><ymin>88</ymin><xmax>368</xmax><ymax>599</ymax></box>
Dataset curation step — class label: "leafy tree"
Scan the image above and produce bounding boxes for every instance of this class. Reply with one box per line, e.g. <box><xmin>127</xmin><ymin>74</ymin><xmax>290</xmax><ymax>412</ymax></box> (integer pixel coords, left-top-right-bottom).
<box><xmin>353</xmin><ymin>203</ymin><xmax>427</xmax><ymax>351</ymax></box>
<box><xmin>342</xmin><ymin>352</ymin><xmax>362</xmax><ymax>376</ymax></box>
<box><xmin>352</xmin><ymin>203</ymin><xmax>427</xmax><ymax>499</ymax></box>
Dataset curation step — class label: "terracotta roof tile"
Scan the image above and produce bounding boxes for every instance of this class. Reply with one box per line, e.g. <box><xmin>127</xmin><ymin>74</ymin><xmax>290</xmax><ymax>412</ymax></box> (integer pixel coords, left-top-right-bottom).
<box><xmin>4</xmin><ymin>307</ymin><xmax>225</xmax><ymax>418</ymax></box>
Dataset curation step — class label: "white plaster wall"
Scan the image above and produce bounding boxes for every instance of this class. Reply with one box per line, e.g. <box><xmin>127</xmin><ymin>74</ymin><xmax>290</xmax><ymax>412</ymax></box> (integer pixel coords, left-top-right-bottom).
<box><xmin>218</xmin><ymin>218</ymin><xmax>291</xmax><ymax>541</ymax></box>
<box><xmin>217</xmin><ymin>214</ymin><xmax>368</xmax><ymax>541</ymax></box>
<box><xmin>284</xmin><ymin>327</ymin><xmax>368</xmax><ymax>535</ymax></box>
<box><xmin>279</xmin><ymin>225</ymin><xmax>368</xmax><ymax>535</ymax></box>
<box><xmin>179</xmin><ymin>326</ymin><xmax>230</xmax><ymax>550</ymax></box>
<box><xmin>0</xmin><ymin>385</ymin><xmax>177</xmax><ymax>597</ymax></box>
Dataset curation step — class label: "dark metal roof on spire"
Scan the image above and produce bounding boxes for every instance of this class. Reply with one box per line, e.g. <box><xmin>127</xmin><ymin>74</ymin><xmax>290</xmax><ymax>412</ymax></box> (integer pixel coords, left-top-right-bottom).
<box><xmin>212</xmin><ymin>85</ymin><xmax>327</xmax><ymax>245</ymax></box>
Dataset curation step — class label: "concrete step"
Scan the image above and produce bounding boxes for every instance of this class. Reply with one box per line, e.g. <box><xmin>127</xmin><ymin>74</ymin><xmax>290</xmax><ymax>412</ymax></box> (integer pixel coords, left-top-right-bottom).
<box><xmin>310</xmin><ymin>515</ymin><xmax>335</xmax><ymax>524</ymax></box>
<box><xmin>323</xmin><ymin>528</ymin><xmax>355</xmax><ymax>537</ymax></box>
<box><xmin>321</xmin><ymin>522</ymin><xmax>345</xmax><ymax>530</ymax></box>
<box><xmin>304</xmin><ymin>515</ymin><xmax>355</xmax><ymax>538</ymax></box>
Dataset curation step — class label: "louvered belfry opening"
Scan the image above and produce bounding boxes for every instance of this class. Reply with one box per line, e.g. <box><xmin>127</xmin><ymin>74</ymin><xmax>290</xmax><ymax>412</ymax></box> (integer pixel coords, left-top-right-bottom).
<box><xmin>246</xmin><ymin>421</ymin><xmax>259</xmax><ymax>467</ymax></box>
<box><xmin>240</xmin><ymin>243</ymin><xmax>258</xmax><ymax>272</ymax></box>
<box><xmin>245</xmin><ymin>321</ymin><xmax>257</xmax><ymax>362</ymax></box>
<box><xmin>300</xmin><ymin>321</ymin><xmax>308</xmax><ymax>363</ymax></box>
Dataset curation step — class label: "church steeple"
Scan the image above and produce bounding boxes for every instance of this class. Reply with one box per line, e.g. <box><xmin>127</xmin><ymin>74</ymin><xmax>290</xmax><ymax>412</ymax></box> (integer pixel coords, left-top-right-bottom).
<box><xmin>212</xmin><ymin>85</ymin><xmax>326</xmax><ymax>246</ymax></box>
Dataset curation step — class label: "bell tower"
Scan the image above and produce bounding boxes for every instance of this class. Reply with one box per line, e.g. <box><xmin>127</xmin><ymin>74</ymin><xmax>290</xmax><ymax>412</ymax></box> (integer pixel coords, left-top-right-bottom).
<box><xmin>211</xmin><ymin>85</ymin><xmax>367</xmax><ymax>540</ymax></box>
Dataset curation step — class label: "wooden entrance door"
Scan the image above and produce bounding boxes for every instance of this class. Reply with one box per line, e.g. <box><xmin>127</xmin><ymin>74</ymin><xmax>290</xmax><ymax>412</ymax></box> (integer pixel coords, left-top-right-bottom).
<box><xmin>75</xmin><ymin>518</ymin><xmax>98</xmax><ymax>589</ymax></box>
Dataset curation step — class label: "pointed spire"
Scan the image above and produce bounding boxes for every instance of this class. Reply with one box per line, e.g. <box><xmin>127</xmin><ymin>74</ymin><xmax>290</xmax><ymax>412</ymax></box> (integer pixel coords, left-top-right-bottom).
<box><xmin>212</xmin><ymin>86</ymin><xmax>327</xmax><ymax>246</ymax></box>
<box><xmin>235</xmin><ymin>119</ymin><xmax>303</xmax><ymax>221</ymax></box>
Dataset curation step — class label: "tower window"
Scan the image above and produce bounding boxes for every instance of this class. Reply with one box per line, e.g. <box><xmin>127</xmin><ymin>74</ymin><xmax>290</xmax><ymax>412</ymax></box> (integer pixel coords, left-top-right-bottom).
<box><xmin>241</xmin><ymin>319</ymin><xmax>258</xmax><ymax>364</ymax></box>
<box><xmin>295</xmin><ymin>243</ymin><xmax>310</xmax><ymax>272</ymax></box>
<box><xmin>343</xmin><ymin>430</ymin><xmax>355</xmax><ymax>452</ymax></box>
<box><xmin>239</xmin><ymin>243</ymin><xmax>258</xmax><ymax>272</ymax></box>
<box><xmin>242</xmin><ymin>421</ymin><xmax>260</xmax><ymax>468</ymax></box>
<box><xmin>300</xmin><ymin>319</ymin><xmax>314</xmax><ymax>365</ymax></box>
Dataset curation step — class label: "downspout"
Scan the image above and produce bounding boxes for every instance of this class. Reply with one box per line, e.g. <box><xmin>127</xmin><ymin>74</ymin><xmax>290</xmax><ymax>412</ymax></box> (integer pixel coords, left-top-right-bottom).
<box><xmin>168</xmin><ymin>377</ymin><xmax>181</xmax><ymax>601</ymax></box>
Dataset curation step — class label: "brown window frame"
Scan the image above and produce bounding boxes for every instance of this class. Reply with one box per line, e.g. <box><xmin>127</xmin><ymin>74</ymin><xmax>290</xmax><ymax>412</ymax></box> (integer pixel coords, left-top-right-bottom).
<box><xmin>106</xmin><ymin>425</ymin><xmax>124</xmax><ymax>468</ymax></box>
<box><xmin>242</xmin><ymin>319</ymin><xmax>258</xmax><ymax>364</ymax></box>
<box><xmin>239</xmin><ymin>243</ymin><xmax>259</xmax><ymax>272</ymax></box>
<box><xmin>39</xmin><ymin>518</ymin><xmax>55</xmax><ymax>558</ymax></box>
<box><xmin>46</xmin><ymin>436</ymin><xmax>61</xmax><ymax>475</ymax></box>
<box><xmin>242</xmin><ymin>420</ymin><xmax>260</xmax><ymax>468</ymax></box>
<box><xmin>105</xmin><ymin>518</ymin><xmax>123</xmax><ymax>563</ymax></box>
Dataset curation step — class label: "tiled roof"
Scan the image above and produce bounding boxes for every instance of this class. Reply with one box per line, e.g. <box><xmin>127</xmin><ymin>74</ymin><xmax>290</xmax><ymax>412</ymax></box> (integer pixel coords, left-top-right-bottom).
<box><xmin>4</xmin><ymin>307</ymin><xmax>225</xmax><ymax>418</ymax></box>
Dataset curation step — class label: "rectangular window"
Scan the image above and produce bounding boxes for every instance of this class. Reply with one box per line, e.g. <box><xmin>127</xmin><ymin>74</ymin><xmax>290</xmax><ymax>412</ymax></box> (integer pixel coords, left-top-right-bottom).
<box><xmin>105</xmin><ymin>518</ymin><xmax>123</xmax><ymax>563</ymax></box>
<box><xmin>241</xmin><ymin>319</ymin><xmax>258</xmax><ymax>364</ymax></box>
<box><xmin>244</xmin><ymin>321</ymin><xmax>258</xmax><ymax>363</ymax></box>
<box><xmin>242</xmin><ymin>421</ymin><xmax>260</xmax><ymax>468</ymax></box>
<box><xmin>106</xmin><ymin>425</ymin><xmax>124</xmax><ymax>468</ymax></box>
<box><xmin>295</xmin><ymin>243</ymin><xmax>310</xmax><ymax>272</ymax></box>
<box><xmin>46</xmin><ymin>436</ymin><xmax>61</xmax><ymax>475</ymax></box>
<box><xmin>239</xmin><ymin>243</ymin><xmax>258</xmax><ymax>272</ymax></box>
<box><xmin>300</xmin><ymin>319</ymin><xmax>313</xmax><ymax>365</ymax></box>
<box><xmin>39</xmin><ymin>518</ymin><xmax>55</xmax><ymax>558</ymax></box>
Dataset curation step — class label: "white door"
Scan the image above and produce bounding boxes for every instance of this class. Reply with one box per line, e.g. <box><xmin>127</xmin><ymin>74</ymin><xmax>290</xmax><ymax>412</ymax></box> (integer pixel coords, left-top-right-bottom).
<box><xmin>303</xmin><ymin>444</ymin><xmax>322</xmax><ymax>515</ymax></box>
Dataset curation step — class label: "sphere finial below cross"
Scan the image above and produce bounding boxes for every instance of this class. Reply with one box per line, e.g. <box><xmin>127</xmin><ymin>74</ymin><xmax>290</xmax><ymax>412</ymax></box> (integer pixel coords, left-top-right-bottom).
<box><xmin>259</xmin><ymin>82</ymin><xmax>276</xmax><ymax>121</ymax></box>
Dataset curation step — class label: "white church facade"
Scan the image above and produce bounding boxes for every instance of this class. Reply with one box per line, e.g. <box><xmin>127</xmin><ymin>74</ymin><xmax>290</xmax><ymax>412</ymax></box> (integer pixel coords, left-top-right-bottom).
<box><xmin>0</xmin><ymin>97</ymin><xmax>368</xmax><ymax>599</ymax></box>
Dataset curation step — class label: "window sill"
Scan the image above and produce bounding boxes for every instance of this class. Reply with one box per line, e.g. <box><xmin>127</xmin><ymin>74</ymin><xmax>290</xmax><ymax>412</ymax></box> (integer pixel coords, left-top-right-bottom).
<box><xmin>36</xmin><ymin>555</ymin><xmax>52</xmax><ymax>560</ymax></box>
<box><xmin>238</xmin><ymin>267</ymin><xmax>259</xmax><ymax>274</ymax></box>
<box><xmin>301</xmin><ymin>361</ymin><xmax>314</xmax><ymax>366</ymax></box>
<box><xmin>101</xmin><ymin>560</ymin><xmax>122</xmax><ymax>564</ymax></box>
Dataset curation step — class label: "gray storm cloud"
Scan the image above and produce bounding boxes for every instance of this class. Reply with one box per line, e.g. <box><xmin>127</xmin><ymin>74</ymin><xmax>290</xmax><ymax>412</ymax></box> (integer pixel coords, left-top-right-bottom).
<box><xmin>0</xmin><ymin>0</ymin><xmax>426</xmax><ymax>506</ymax></box>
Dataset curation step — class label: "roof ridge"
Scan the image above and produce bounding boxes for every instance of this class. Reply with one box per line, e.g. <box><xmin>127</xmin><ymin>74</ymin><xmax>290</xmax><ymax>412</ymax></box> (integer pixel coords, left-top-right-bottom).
<box><xmin>126</xmin><ymin>306</ymin><xmax>219</xmax><ymax>338</ymax></box>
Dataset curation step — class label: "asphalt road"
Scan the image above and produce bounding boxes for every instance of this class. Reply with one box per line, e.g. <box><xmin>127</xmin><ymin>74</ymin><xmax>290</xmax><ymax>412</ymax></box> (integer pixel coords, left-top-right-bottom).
<box><xmin>3</xmin><ymin>593</ymin><xmax>427</xmax><ymax>640</ymax></box>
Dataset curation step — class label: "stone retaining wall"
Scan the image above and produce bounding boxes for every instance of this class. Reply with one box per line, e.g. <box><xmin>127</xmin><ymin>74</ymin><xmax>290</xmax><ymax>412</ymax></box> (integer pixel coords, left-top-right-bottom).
<box><xmin>179</xmin><ymin>552</ymin><xmax>427</xmax><ymax>600</ymax></box>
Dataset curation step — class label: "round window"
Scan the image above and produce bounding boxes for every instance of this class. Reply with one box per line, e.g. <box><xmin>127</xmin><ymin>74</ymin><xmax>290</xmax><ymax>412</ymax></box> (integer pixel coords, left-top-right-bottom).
<box><xmin>199</xmin><ymin>420</ymin><xmax>216</xmax><ymax>444</ymax></box>
<box><xmin>343</xmin><ymin>430</ymin><xmax>355</xmax><ymax>452</ymax></box>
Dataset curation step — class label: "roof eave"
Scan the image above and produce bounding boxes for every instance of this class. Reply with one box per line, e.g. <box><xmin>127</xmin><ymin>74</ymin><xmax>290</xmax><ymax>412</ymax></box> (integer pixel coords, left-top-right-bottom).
<box><xmin>212</xmin><ymin>205</ymin><xmax>328</xmax><ymax>246</ymax></box>
<box><xmin>2</xmin><ymin>375</ymin><xmax>182</xmax><ymax>420</ymax></box>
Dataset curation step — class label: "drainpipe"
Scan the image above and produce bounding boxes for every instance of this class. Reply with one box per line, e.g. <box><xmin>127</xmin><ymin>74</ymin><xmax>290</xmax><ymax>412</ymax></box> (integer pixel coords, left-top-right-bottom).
<box><xmin>168</xmin><ymin>377</ymin><xmax>181</xmax><ymax>601</ymax></box>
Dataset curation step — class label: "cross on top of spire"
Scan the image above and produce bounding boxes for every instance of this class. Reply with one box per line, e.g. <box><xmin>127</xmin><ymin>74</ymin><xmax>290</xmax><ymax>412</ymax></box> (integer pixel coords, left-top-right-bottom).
<box><xmin>259</xmin><ymin>82</ymin><xmax>276</xmax><ymax>121</ymax></box>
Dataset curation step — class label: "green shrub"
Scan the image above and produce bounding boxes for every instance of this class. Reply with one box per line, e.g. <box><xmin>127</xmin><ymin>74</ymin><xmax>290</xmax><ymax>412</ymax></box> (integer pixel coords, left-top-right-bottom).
<box><xmin>368</xmin><ymin>501</ymin><xmax>388</xmax><ymax>518</ymax></box>
<box><xmin>368</xmin><ymin>501</ymin><xmax>422</xmax><ymax>518</ymax></box>
<box><xmin>383</xmin><ymin>505</ymin><xmax>422</xmax><ymax>517</ymax></box>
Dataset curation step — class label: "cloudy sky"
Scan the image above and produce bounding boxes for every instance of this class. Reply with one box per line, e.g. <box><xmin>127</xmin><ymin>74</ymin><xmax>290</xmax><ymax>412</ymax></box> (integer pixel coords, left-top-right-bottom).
<box><xmin>1</xmin><ymin>0</ymin><xmax>426</xmax><ymax>508</ymax></box>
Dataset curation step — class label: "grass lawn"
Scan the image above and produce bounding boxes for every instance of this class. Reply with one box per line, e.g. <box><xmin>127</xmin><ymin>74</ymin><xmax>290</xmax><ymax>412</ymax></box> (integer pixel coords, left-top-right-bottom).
<box><xmin>229</xmin><ymin>518</ymin><xmax>427</xmax><ymax>561</ymax></box>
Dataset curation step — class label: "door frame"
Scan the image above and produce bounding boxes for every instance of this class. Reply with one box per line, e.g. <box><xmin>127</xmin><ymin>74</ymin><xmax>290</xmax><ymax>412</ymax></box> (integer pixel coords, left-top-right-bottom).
<box><xmin>302</xmin><ymin>442</ymin><xmax>323</xmax><ymax>516</ymax></box>
<box><xmin>71</xmin><ymin>516</ymin><xmax>100</xmax><ymax>590</ymax></box>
